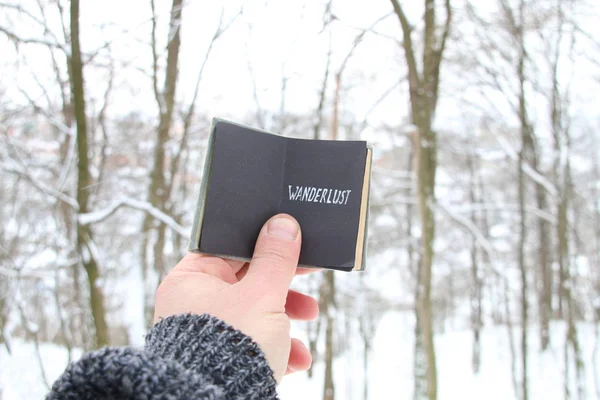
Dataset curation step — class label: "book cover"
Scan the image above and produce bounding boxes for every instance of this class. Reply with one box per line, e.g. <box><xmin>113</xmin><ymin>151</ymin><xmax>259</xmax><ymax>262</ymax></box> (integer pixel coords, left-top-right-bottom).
<box><xmin>189</xmin><ymin>118</ymin><xmax>372</xmax><ymax>271</ymax></box>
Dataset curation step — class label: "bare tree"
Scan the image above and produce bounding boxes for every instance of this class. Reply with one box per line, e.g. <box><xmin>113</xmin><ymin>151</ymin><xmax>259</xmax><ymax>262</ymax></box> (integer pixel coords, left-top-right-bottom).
<box><xmin>388</xmin><ymin>1</ymin><xmax>453</xmax><ymax>399</ymax></box>
<box><xmin>546</xmin><ymin>2</ymin><xmax>585</xmax><ymax>397</ymax></box>
<box><xmin>357</xmin><ymin>276</ymin><xmax>387</xmax><ymax>400</ymax></box>
<box><xmin>321</xmin><ymin>270</ymin><xmax>336</xmax><ymax>400</ymax></box>
<box><xmin>0</xmin><ymin>0</ymin><xmax>94</xmax><ymax>349</ymax></box>
<box><xmin>70</xmin><ymin>0</ymin><xmax>110</xmax><ymax>347</ymax></box>
<box><xmin>140</xmin><ymin>0</ymin><xmax>184</xmax><ymax>327</ymax></box>
<box><xmin>510</xmin><ymin>1</ymin><xmax>531</xmax><ymax>398</ymax></box>
<box><xmin>593</xmin><ymin>133</ymin><xmax>600</xmax><ymax>400</ymax></box>
<box><xmin>466</xmin><ymin>137</ymin><xmax>484</xmax><ymax>373</ymax></box>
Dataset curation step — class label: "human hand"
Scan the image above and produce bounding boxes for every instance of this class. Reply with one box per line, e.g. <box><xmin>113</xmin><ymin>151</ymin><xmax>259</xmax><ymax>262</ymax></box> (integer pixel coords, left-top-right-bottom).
<box><xmin>153</xmin><ymin>214</ymin><xmax>318</xmax><ymax>382</ymax></box>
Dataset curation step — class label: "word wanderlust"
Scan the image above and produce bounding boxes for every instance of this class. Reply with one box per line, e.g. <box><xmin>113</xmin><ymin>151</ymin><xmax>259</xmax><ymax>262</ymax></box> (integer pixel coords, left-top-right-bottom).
<box><xmin>288</xmin><ymin>185</ymin><xmax>352</xmax><ymax>205</ymax></box>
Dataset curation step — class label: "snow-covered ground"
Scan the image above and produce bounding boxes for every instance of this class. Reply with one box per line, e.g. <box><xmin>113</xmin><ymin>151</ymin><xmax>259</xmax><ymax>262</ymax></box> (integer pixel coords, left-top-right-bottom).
<box><xmin>1</xmin><ymin>312</ymin><xmax>598</xmax><ymax>399</ymax></box>
<box><xmin>281</xmin><ymin>313</ymin><xmax>600</xmax><ymax>400</ymax></box>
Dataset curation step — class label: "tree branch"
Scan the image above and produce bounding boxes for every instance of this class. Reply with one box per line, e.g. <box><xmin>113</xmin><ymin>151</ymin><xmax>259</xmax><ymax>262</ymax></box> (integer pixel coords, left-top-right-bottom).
<box><xmin>389</xmin><ymin>0</ymin><xmax>420</xmax><ymax>88</ymax></box>
<box><xmin>0</xmin><ymin>1</ymin><xmax>64</xmax><ymax>46</ymax></box>
<box><xmin>78</xmin><ymin>197</ymin><xmax>188</xmax><ymax>237</ymax></box>
<box><xmin>169</xmin><ymin>6</ymin><xmax>242</xmax><ymax>189</ymax></box>
<box><xmin>0</xmin><ymin>25</ymin><xmax>66</xmax><ymax>50</ymax></box>
<box><xmin>1</xmin><ymin>162</ymin><xmax>79</xmax><ymax>209</ymax></box>
<box><xmin>439</xmin><ymin>0</ymin><xmax>452</xmax><ymax>56</ymax></box>
<box><xmin>150</xmin><ymin>0</ymin><xmax>164</xmax><ymax>115</ymax></box>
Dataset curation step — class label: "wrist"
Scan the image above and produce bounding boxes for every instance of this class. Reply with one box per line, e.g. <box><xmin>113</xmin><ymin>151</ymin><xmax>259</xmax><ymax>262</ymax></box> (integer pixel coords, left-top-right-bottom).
<box><xmin>145</xmin><ymin>313</ymin><xmax>278</xmax><ymax>399</ymax></box>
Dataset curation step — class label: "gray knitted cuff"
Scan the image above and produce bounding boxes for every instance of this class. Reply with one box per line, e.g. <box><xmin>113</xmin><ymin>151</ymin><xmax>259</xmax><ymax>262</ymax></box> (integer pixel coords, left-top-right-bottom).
<box><xmin>46</xmin><ymin>347</ymin><xmax>224</xmax><ymax>399</ymax></box>
<box><xmin>145</xmin><ymin>313</ymin><xmax>278</xmax><ymax>400</ymax></box>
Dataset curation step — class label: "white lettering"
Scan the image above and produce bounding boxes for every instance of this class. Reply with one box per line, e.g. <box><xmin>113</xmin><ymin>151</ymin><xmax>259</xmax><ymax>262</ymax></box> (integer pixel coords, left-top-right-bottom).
<box><xmin>286</xmin><ymin>185</ymin><xmax>352</xmax><ymax>205</ymax></box>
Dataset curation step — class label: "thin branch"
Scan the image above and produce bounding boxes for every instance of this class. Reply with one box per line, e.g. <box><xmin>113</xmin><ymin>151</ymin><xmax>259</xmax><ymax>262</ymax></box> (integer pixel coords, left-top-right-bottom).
<box><xmin>150</xmin><ymin>0</ymin><xmax>164</xmax><ymax>115</ymax></box>
<box><xmin>0</xmin><ymin>2</ymin><xmax>46</xmax><ymax>26</ymax></box>
<box><xmin>17</xmin><ymin>87</ymin><xmax>72</xmax><ymax>136</ymax></box>
<box><xmin>443</xmin><ymin>201</ymin><xmax>556</xmax><ymax>225</ymax></box>
<box><xmin>52</xmin><ymin>0</ymin><xmax>69</xmax><ymax>44</ymax></box>
<box><xmin>336</xmin><ymin>12</ymin><xmax>398</xmax><ymax>43</ymax></box>
<box><xmin>359</xmin><ymin>77</ymin><xmax>406</xmax><ymax>132</ymax></box>
<box><xmin>389</xmin><ymin>0</ymin><xmax>420</xmax><ymax>87</ymax></box>
<box><xmin>436</xmin><ymin>201</ymin><xmax>515</xmax><ymax>286</ymax></box>
<box><xmin>35</xmin><ymin>0</ymin><xmax>69</xmax><ymax>115</ymax></box>
<box><xmin>338</xmin><ymin>12</ymin><xmax>391</xmax><ymax>75</ymax></box>
<box><xmin>493</xmin><ymin>131</ymin><xmax>558</xmax><ymax>197</ymax></box>
<box><xmin>78</xmin><ymin>197</ymin><xmax>188</xmax><ymax>237</ymax></box>
<box><xmin>246</xmin><ymin>41</ymin><xmax>265</xmax><ymax>129</ymax></box>
<box><xmin>94</xmin><ymin>56</ymin><xmax>115</xmax><ymax>195</ymax></box>
<box><xmin>438</xmin><ymin>0</ymin><xmax>452</xmax><ymax>56</ymax></box>
<box><xmin>0</xmin><ymin>1</ymin><xmax>64</xmax><ymax>46</ymax></box>
<box><xmin>169</xmin><ymin>6</ymin><xmax>241</xmax><ymax>189</ymax></box>
<box><xmin>313</xmin><ymin>31</ymin><xmax>332</xmax><ymax>140</ymax></box>
<box><xmin>16</xmin><ymin>300</ymin><xmax>50</xmax><ymax>390</ymax></box>
<box><xmin>0</xmin><ymin>25</ymin><xmax>66</xmax><ymax>50</ymax></box>
<box><xmin>1</xmin><ymin>162</ymin><xmax>79</xmax><ymax>209</ymax></box>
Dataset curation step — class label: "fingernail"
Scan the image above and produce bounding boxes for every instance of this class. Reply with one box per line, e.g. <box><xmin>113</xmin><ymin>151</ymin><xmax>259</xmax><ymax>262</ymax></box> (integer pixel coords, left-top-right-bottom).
<box><xmin>267</xmin><ymin>217</ymin><xmax>298</xmax><ymax>241</ymax></box>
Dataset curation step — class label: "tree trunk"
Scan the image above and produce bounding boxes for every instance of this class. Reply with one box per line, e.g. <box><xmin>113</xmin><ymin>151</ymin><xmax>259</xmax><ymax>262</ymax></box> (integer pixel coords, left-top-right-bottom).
<box><xmin>593</xmin><ymin>137</ymin><xmax>600</xmax><ymax>400</ymax></box>
<box><xmin>322</xmin><ymin>270</ymin><xmax>336</xmax><ymax>400</ymax></box>
<box><xmin>558</xmin><ymin>158</ymin><xmax>585</xmax><ymax>400</ymax></box>
<box><xmin>412</xmin><ymin>59</ymin><xmax>439</xmax><ymax>400</ymax></box>
<box><xmin>413</xmin><ymin>303</ymin><xmax>428</xmax><ymax>400</ymax></box>
<box><xmin>363</xmin><ymin>340</ymin><xmax>370</xmax><ymax>400</ymax></box>
<box><xmin>517</xmin><ymin>142</ymin><xmax>528</xmax><ymax>400</ymax></box>
<box><xmin>141</xmin><ymin>0</ymin><xmax>183</xmax><ymax>328</ymax></box>
<box><xmin>547</xmin><ymin>3</ymin><xmax>584</xmax><ymax>396</ymax></box>
<box><xmin>468</xmin><ymin>145</ymin><xmax>483</xmax><ymax>373</ymax></box>
<box><xmin>537</xmin><ymin>186</ymin><xmax>552</xmax><ymax>350</ymax></box>
<box><xmin>555</xmin><ymin>87</ymin><xmax>584</xmax><ymax>400</ymax></box>
<box><xmin>70</xmin><ymin>0</ymin><xmax>109</xmax><ymax>348</ymax></box>
<box><xmin>514</xmin><ymin>2</ymin><xmax>530</xmax><ymax>398</ymax></box>
<box><xmin>307</xmin><ymin>301</ymin><xmax>321</xmax><ymax>379</ymax></box>
<box><xmin>389</xmin><ymin>1</ymin><xmax>452</xmax><ymax>398</ymax></box>
<box><xmin>503</xmin><ymin>275</ymin><xmax>520</xmax><ymax>398</ymax></box>
<box><xmin>56</xmin><ymin>85</ymin><xmax>88</xmax><ymax>349</ymax></box>
<box><xmin>70</xmin><ymin>0</ymin><xmax>109</xmax><ymax>347</ymax></box>
<box><xmin>304</xmin><ymin>28</ymin><xmax>331</xmax><ymax>381</ymax></box>
<box><xmin>0</xmin><ymin>277</ymin><xmax>8</xmax><ymax>354</ymax></box>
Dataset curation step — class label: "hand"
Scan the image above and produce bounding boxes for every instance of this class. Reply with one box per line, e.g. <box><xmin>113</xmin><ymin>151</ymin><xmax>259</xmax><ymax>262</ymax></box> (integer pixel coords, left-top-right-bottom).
<box><xmin>153</xmin><ymin>214</ymin><xmax>318</xmax><ymax>382</ymax></box>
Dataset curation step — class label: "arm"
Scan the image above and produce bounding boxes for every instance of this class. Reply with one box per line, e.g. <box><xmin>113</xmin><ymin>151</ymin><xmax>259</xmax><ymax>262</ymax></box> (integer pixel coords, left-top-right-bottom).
<box><xmin>47</xmin><ymin>214</ymin><xmax>316</xmax><ymax>399</ymax></box>
<box><xmin>47</xmin><ymin>314</ymin><xmax>277</xmax><ymax>399</ymax></box>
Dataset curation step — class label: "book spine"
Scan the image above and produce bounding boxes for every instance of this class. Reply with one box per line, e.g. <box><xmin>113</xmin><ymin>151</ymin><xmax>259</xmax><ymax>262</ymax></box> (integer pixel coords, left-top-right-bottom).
<box><xmin>354</xmin><ymin>146</ymin><xmax>373</xmax><ymax>271</ymax></box>
<box><xmin>188</xmin><ymin>118</ymin><xmax>218</xmax><ymax>252</ymax></box>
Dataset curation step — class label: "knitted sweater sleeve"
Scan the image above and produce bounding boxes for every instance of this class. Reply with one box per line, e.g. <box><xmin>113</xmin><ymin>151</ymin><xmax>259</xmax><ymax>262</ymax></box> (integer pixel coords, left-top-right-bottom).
<box><xmin>46</xmin><ymin>314</ymin><xmax>279</xmax><ymax>400</ymax></box>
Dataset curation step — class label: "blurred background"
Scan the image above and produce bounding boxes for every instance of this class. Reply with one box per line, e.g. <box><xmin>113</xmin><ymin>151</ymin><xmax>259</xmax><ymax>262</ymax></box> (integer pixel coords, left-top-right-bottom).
<box><xmin>1</xmin><ymin>0</ymin><xmax>599</xmax><ymax>399</ymax></box>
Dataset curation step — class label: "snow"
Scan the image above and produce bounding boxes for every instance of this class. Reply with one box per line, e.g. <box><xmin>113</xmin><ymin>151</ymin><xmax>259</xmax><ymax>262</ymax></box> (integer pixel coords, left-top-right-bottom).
<box><xmin>280</xmin><ymin>314</ymin><xmax>600</xmax><ymax>400</ymax></box>
<box><xmin>0</xmin><ymin>340</ymin><xmax>83</xmax><ymax>400</ymax></box>
<box><xmin>2</xmin><ymin>313</ymin><xmax>598</xmax><ymax>400</ymax></box>
<box><xmin>78</xmin><ymin>197</ymin><xmax>189</xmax><ymax>237</ymax></box>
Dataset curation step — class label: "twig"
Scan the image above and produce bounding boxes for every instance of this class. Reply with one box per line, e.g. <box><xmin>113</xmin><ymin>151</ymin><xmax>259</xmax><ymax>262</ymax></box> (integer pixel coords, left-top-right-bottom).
<box><xmin>1</xmin><ymin>162</ymin><xmax>79</xmax><ymax>209</ymax></box>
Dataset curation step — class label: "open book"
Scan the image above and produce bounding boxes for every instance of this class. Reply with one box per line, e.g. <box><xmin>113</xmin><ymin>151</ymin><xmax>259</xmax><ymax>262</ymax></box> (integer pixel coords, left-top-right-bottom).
<box><xmin>189</xmin><ymin>118</ymin><xmax>372</xmax><ymax>271</ymax></box>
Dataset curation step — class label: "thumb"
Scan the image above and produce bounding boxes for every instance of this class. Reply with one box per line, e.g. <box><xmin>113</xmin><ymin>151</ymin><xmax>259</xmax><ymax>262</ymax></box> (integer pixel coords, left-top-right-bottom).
<box><xmin>243</xmin><ymin>214</ymin><xmax>301</xmax><ymax>303</ymax></box>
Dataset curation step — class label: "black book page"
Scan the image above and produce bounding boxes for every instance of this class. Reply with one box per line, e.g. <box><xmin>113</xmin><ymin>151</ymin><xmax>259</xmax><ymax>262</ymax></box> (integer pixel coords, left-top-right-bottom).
<box><xmin>199</xmin><ymin>122</ymin><xmax>284</xmax><ymax>258</ymax></box>
<box><xmin>198</xmin><ymin>120</ymin><xmax>367</xmax><ymax>270</ymax></box>
<box><xmin>281</xmin><ymin>138</ymin><xmax>366</xmax><ymax>269</ymax></box>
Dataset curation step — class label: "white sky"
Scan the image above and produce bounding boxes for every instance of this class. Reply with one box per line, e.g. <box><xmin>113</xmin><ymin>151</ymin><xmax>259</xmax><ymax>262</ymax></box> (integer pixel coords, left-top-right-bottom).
<box><xmin>1</xmin><ymin>0</ymin><xmax>599</xmax><ymax>153</ymax></box>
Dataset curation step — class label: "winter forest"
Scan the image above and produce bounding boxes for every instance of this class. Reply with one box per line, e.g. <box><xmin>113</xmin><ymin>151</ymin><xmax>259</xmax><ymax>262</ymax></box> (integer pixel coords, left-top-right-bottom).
<box><xmin>1</xmin><ymin>0</ymin><xmax>599</xmax><ymax>399</ymax></box>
